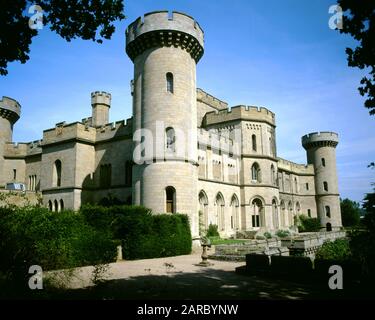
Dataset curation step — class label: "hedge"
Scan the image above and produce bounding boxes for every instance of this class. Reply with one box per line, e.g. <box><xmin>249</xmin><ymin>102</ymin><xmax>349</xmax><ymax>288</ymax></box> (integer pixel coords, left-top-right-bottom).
<box><xmin>81</xmin><ymin>205</ymin><xmax>192</xmax><ymax>260</ymax></box>
<box><xmin>0</xmin><ymin>206</ymin><xmax>117</xmax><ymax>283</ymax></box>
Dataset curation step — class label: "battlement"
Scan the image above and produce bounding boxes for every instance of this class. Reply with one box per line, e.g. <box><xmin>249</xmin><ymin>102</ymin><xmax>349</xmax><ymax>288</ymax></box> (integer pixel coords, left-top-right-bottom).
<box><xmin>91</xmin><ymin>91</ymin><xmax>111</xmax><ymax>107</ymax></box>
<box><xmin>126</xmin><ymin>11</ymin><xmax>204</xmax><ymax>62</ymax></box>
<box><xmin>277</xmin><ymin>157</ymin><xmax>314</xmax><ymax>175</ymax></box>
<box><xmin>3</xmin><ymin>140</ymin><xmax>43</xmax><ymax>158</ymax></box>
<box><xmin>95</xmin><ymin>118</ymin><xmax>133</xmax><ymax>142</ymax></box>
<box><xmin>197</xmin><ymin>88</ymin><xmax>228</xmax><ymax>110</ymax></box>
<box><xmin>0</xmin><ymin>96</ymin><xmax>21</xmax><ymax>123</ymax></box>
<box><xmin>204</xmin><ymin>105</ymin><xmax>275</xmax><ymax>127</ymax></box>
<box><xmin>302</xmin><ymin>131</ymin><xmax>339</xmax><ymax>149</ymax></box>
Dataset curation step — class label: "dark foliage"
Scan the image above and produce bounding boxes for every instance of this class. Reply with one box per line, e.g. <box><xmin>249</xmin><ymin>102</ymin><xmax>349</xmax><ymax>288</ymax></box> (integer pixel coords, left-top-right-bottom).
<box><xmin>340</xmin><ymin>198</ymin><xmax>361</xmax><ymax>227</ymax></box>
<box><xmin>0</xmin><ymin>0</ymin><xmax>125</xmax><ymax>75</ymax></box>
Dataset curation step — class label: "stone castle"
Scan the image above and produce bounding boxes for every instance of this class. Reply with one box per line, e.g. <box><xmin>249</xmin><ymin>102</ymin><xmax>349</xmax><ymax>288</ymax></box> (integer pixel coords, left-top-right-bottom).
<box><xmin>0</xmin><ymin>11</ymin><xmax>342</xmax><ymax>239</ymax></box>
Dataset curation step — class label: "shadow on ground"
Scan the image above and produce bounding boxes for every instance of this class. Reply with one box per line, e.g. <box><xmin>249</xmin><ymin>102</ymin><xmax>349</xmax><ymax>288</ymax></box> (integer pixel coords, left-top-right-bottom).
<box><xmin>42</xmin><ymin>267</ymin><xmax>372</xmax><ymax>300</ymax></box>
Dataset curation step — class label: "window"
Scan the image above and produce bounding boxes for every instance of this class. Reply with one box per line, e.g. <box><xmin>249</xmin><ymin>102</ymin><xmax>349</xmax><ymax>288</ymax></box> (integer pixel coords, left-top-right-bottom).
<box><xmin>100</xmin><ymin>164</ymin><xmax>112</xmax><ymax>188</ymax></box>
<box><xmin>54</xmin><ymin>199</ymin><xmax>59</xmax><ymax>212</ymax></box>
<box><xmin>125</xmin><ymin>161</ymin><xmax>132</xmax><ymax>186</ymax></box>
<box><xmin>60</xmin><ymin>199</ymin><xmax>64</xmax><ymax>211</ymax></box>
<box><xmin>166</xmin><ymin>73</ymin><xmax>174</xmax><ymax>93</ymax></box>
<box><xmin>294</xmin><ymin>178</ymin><xmax>298</xmax><ymax>194</ymax></box>
<box><xmin>252</xmin><ymin>134</ymin><xmax>257</xmax><ymax>152</ymax></box>
<box><xmin>307</xmin><ymin>209</ymin><xmax>311</xmax><ymax>217</ymax></box>
<box><xmin>215</xmin><ymin>193</ymin><xmax>225</xmax><ymax>231</ymax></box>
<box><xmin>322</xmin><ymin>158</ymin><xmax>326</xmax><ymax>167</ymax></box>
<box><xmin>306</xmin><ymin>183</ymin><xmax>309</xmax><ymax>190</ymax></box>
<box><xmin>48</xmin><ymin>200</ymin><xmax>53</xmax><ymax>211</ymax></box>
<box><xmin>13</xmin><ymin>169</ymin><xmax>16</xmax><ymax>180</ymax></box>
<box><xmin>165</xmin><ymin>127</ymin><xmax>176</xmax><ymax>152</ymax></box>
<box><xmin>251</xmin><ymin>163</ymin><xmax>261</xmax><ymax>182</ymax></box>
<box><xmin>323</xmin><ymin>181</ymin><xmax>328</xmax><ymax>192</ymax></box>
<box><xmin>53</xmin><ymin>160</ymin><xmax>62</xmax><ymax>187</ymax></box>
<box><xmin>271</xmin><ymin>165</ymin><xmax>276</xmax><ymax>185</ymax></box>
<box><xmin>166</xmin><ymin>186</ymin><xmax>176</xmax><ymax>213</ymax></box>
<box><xmin>325</xmin><ymin>206</ymin><xmax>331</xmax><ymax>218</ymax></box>
<box><xmin>251</xmin><ymin>198</ymin><xmax>263</xmax><ymax>227</ymax></box>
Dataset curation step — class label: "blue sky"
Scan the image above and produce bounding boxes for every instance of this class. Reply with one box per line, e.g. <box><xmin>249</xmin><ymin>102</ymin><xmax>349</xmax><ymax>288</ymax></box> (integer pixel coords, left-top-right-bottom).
<box><xmin>1</xmin><ymin>0</ymin><xmax>374</xmax><ymax>203</ymax></box>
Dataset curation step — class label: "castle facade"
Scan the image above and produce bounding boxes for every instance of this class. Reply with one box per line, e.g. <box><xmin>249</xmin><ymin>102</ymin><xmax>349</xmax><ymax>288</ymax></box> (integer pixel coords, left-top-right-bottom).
<box><xmin>0</xmin><ymin>11</ymin><xmax>342</xmax><ymax>238</ymax></box>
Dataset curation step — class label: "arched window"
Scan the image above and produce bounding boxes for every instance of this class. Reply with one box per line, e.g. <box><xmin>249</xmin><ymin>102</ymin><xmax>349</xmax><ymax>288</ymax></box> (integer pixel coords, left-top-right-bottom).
<box><xmin>323</xmin><ymin>181</ymin><xmax>328</xmax><ymax>192</ymax></box>
<box><xmin>272</xmin><ymin>199</ymin><xmax>279</xmax><ymax>229</ymax></box>
<box><xmin>215</xmin><ymin>193</ymin><xmax>225</xmax><ymax>231</ymax></box>
<box><xmin>166</xmin><ymin>186</ymin><xmax>176</xmax><ymax>213</ymax></box>
<box><xmin>60</xmin><ymin>199</ymin><xmax>64</xmax><ymax>211</ymax></box>
<box><xmin>165</xmin><ymin>127</ymin><xmax>176</xmax><ymax>152</ymax></box>
<box><xmin>271</xmin><ymin>164</ymin><xmax>276</xmax><ymax>185</ymax></box>
<box><xmin>280</xmin><ymin>201</ymin><xmax>286</xmax><ymax>227</ymax></box>
<box><xmin>166</xmin><ymin>72</ymin><xmax>174</xmax><ymax>93</ymax></box>
<box><xmin>251</xmin><ymin>163</ymin><xmax>261</xmax><ymax>182</ymax></box>
<box><xmin>252</xmin><ymin>134</ymin><xmax>257</xmax><ymax>152</ymax></box>
<box><xmin>54</xmin><ymin>199</ymin><xmax>59</xmax><ymax>212</ymax></box>
<box><xmin>100</xmin><ymin>164</ymin><xmax>112</xmax><ymax>188</ymax></box>
<box><xmin>199</xmin><ymin>191</ymin><xmax>209</xmax><ymax>232</ymax></box>
<box><xmin>53</xmin><ymin>160</ymin><xmax>62</xmax><ymax>187</ymax></box>
<box><xmin>325</xmin><ymin>205</ymin><xmax>331</xmax><ymax>218</ymax></box>
<box><xmin>322</xmin><ymin>158</ymin><xmax>326</xmax><ymax>167</ymax></box>
<box><xmin>230</xmin><ymin>194</ymin><xmax>239</xmax><ymax>230</ymax></box>
<box><xmin>307</xmin><ymin>209</ymin><xmax>311</xmax><ymax>217</ymax></box>
<box><xmin>251</xmin><ymin>198</ymin><xmax>263</xmax><ymax>228</ymax></box>
<box><xmin>48</xmin><ymin>200</ymin><xmax>53</xmax><ymax>211</ymax></box>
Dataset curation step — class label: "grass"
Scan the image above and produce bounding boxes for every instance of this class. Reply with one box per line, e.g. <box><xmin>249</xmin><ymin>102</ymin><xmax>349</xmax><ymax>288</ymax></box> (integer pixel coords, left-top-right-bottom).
<box><xmin>208</xmin><ymin>237</ymin><xmax>247</xmax><ymax>245</ymax></box>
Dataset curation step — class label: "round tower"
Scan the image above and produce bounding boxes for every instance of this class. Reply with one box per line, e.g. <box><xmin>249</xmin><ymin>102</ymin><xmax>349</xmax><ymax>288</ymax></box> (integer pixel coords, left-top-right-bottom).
<box><xmin>0</xmin><ymin>96</ymin><xmax>21</xmax><ymax>187</ymax></box>
<box><xmin>302</xmin><ymin>132</ymin><xmax>342</xmax><ymax>230</ymax></box>
<box><xmin>125</xmin><ymin>11</ymin><xmax>204</xmax><ymax>237</ymax></box>
<box><xmin>91</xmin><ymin>91</ymin><xmax>111</xmax><ymax>127</ymax></box>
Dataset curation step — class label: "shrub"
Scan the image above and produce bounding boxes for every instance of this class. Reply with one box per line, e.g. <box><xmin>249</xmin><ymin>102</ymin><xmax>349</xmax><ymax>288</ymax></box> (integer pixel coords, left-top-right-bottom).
<box><xmin>275</xmin><ymin>230</ymin><xmax>290</xmax><ymax>238</ymax></box>
<box><xmin>298</xmin><ymin>215</ymin><xmax>321</xmax><ymax>232</ymax></box>
<box><xmin>315</xmin><ymin>239</ymin><xmax>352</xmax><ymax>261</ymax></box>
<box><xmin>263</xmin><ymin>232</ymin><xmax>272</xmax><ymax>239</ymax></box>
<box><xmin>0</xmin><ymin>206</ymin><xmax>117</xmax><ymax>284</ymax></box>
<box><xmin>82</xmin><ymin>205</ymin><xmax>192</xmax><ymax>260</ymax></box>
<box><xmin>206</xmin><ymin>224</ymin><xmax>219</xmax><ymax>237</ymax></box>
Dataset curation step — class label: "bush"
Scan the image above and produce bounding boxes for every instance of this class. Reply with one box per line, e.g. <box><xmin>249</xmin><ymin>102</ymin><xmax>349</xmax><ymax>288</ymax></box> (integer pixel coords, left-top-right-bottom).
<box><xmin>315</xmin><ymin>239</ymin><xmax>352</xmax><ymax>261</ymax></box>
<box><xmin>81</xmin><ymin>205</ymin><xmax>192</xmax><ymax>260</ymax></box>
<box><xmin>206</xmin><ymin>224</ymin><xmax>219</xmax><ymax>237</ymax></box>
<box><xmin>0</xmin><ymin>206</ymin><xmax>117</xmax><ymax>284</ymax></box>
<box><xmin>275</xmin><ymin>230</ymin><xmax>290</xmax><ymax>238</ymax></box>
<box><xmin>298</xmin><ymin>215</ymin><xmax>321</xmax><ymax>232</ymax></box>
<box><xmin>263</xmin><ymin>232</ymin><xmax>272</xmax><ymax>239</ymax></box>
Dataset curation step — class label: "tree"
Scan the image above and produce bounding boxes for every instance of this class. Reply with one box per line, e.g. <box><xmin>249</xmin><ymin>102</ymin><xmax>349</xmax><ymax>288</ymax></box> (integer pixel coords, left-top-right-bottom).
<box><xmin>338</xmin><ymin>0</ymin><xmax>375</xmax><ymax>115</ymax></box>
<box><xmin>0</xmin><ymin>0</ymin><xmax>125</xmax><ymax>75</ymax></box>
<box><xmin>340</xmin><ymin>198</ymin><xmax>361</xmax><ymax>227</ymax></box>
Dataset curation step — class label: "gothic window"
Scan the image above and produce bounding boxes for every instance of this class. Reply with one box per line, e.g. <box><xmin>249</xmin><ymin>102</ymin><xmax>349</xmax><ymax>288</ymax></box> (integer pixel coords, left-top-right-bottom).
<box><xmin>100</xmin><ymin>164</ymin><xmax>112</xmax><ymax>188</ymax></box>
<box><xmin>251</xmin><ymin>163</ymin><xmax>261</xmax><ymax>182</ymax></box>
<box><xmin>165</xmin><ymin>127</ymin><xmax>176</xmax><ymax>152</ymax></box>
<box><xmin>323</xmin><ymin>181</ymin><xmax>329</xmax><ymax>192</ymax></box>
<box><xmin>166</xmin><ymin>72</ymin><xmax>174</xmax><ymax>93</ymax></box>
<box><xmin>53</xmin><ymin>160</ymin><xmax>62</xmax><ymax>187</ymax></box>
<box><xmin>252</xmin><ymin>134</ymin><xmax>257</xmax><ymax>152</ymax></box>
<box><xmin>215</xmin><ymin>193</ymin><xmax>225</xmax><ymax>231</ymax></box>
<box><xmin>54</xmin><ymin>199</ymin><xmax>59</xmax><ymax>212</ymax></box>
<box><xmin>48</xmin><ymin>200</ymin><xmax>53</xmax><ymax>211</ymax></box>
<box><xmin>251</xmin><ymin>198</ymin><xmax>263</xmax><ymax>227</ymax></box>
<box><xmin>166</xmin><ymin>186</ymin><xmax>176</xmax><ymax>213</ymax></box>
<box><xmin>60</xmin><ymin>199</ymin><xmax>64</xmax><ymax>211</ymax></box>
<box><xmin>325</xmin><ymin>206</ymin><xmax>331</xmax><ymax>218</ymax></box>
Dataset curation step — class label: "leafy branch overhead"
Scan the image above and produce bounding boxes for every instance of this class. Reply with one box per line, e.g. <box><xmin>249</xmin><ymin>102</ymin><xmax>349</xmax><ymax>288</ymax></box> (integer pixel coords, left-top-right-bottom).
<box><xmin>0</xmin><ymin>0</ymin><xmax>125</xmax><ymax>75</ymax></box>
<box><xmin>338</xmin><ymin>0</ymin><xmax>375</xmax><ymax>115</ymax></box>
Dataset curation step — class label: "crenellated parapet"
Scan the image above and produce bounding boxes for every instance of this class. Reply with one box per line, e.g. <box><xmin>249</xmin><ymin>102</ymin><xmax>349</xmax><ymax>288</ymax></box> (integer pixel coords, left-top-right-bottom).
<box><xmin>197</xmin><ymin>88</ymin><xmax>228</xmax><ymax>110</ymax></box>
<box><xmin>277</xmin><ymin>157</ymin><xmax>314</xmax><ymax>175</ymax></box>
<box><xmin>126</xmin><ymin>11</ymin><xmax>204</xmax><ymax>62</ymax></box>
<box><xmin>198</xmin><ymin>128</ymin><xmax>240</xmax><ymax>156</ymax></box>
<box><xmin>0</xmin><ymin>96</ymin><xmax>21</xmax><ymax>124</ymax></box>
<box><xmin>203</xmin><ymin>105</ymin><xmax>275</xmax><ymax>127</ymax></box>
<box><xmin>302</xmin><ymin>132</ymin><xmax>339</xmax><ymax>149</ymax></box>
<box><xmin>91</xmin><ymin>91</ymin><xmax>111</xmax><ymax>107</ymax></box>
